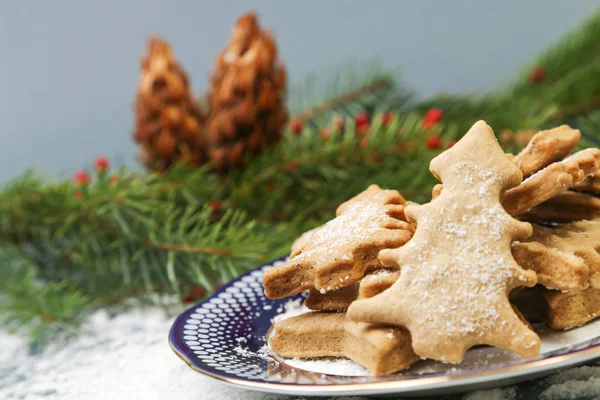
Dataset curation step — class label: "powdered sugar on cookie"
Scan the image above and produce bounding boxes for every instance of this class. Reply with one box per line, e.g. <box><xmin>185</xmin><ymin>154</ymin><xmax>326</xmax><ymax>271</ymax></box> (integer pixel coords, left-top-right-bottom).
<box><xmin>262</xmin><ymin>185</ymin><xmax>413</xmax><ymax>299</ymax></box>
<box><xmin>347</xmin><ymin>120</ymin><xmax>540</xmax><ymax>363</ymax></box>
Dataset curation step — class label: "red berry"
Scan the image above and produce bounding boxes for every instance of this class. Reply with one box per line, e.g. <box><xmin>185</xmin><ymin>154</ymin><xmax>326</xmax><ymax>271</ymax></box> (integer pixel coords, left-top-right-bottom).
<box><xmin>284</xmin><ymin>161</ymin><xmax>299</xmax><ymax>172</ymax></box>
<box><xmin>358</xmin><ymin>137</ymin><xmax>369</xmax><ymax>148</ymax></box>
<box><xmin>370</xmin><ymin>154</ymin><xmax>382</xmax><ymax>164</ymax></box>
<box><xmin>426</xmin><ymin>135</ymin><xmax>442</xmax><ymax>150</ymax></box>
<box><xmin>210</xmin><ymin>200</ymin><xmax>220</xmax><ymax>214</ymax></box>
<box><xmin>355</xmin><ymin>112</ymin><xmax>369</xmax><ymax>126</ymax></box>
<box><xmin>423</xmin><ymin>108</ymin><xmax>443</xmax><ymax>125</ymax></box>
<box><xmin>94</xmin><ymin>156</ymin><xmax>109</xmax><ymax>171</ymax></box>
<box><xmin>183</xmin><ymin>286</ymin><xmax>205</xmax><ymax>303</ymax></box>
<box><xmin>381</xmin><ymin>112</ymin><xmax>393</xmax><ymax>126</ymax></box>
<box><xmin>109</xmin><ymin>175</ymin><xmax>118</xmax><ymax>185</ymax></box>
<box><xmin>448</xmin><ymin>139</ymin><xmax>458</xmax><ymax>148</ymax></box>
<box><xmin>356</xmin><ymin>124</ymin><xmax>369</xmax><ymax>136</ymax></box>
<box><xmin>73</xmin><ymin>171</ymin><xmax>91</xmax><ymax>185</ymax></box>
<box><xmin>320</xmin><ymin>128</ymin><xmax>331</xmax><ymax>140</ymax></box>
<box><xmin>74</xmin><ymin>191</ymin><xmax>83</xmax><ymax>198</ymax></box>
<box><xmin>530</xmin><ymin>66</ymin><xmax>546</xmax><ymax>83</ymax></box>
<box><xmin>291</xmin><ymin>119</ymin><xmax>303</xmax><ymax>135</ymax></box>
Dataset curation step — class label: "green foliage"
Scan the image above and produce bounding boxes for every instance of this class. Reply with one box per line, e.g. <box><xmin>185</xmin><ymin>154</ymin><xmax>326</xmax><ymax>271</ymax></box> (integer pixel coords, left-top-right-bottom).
<box><xmin>508</xmin><ymin>8</ymin><xmax>600</xmax><ymax>108</ymax></box>
<box><xmin>416</xmin><ymin>94</ymin><xmax>557</xmax><ymax>135</ymax></box>
<box><xmin>417</xmin><ymin>10</ymin><xmax>600</xmax><ymax>136</ymax></box>
<box><xmin>0</xmin><ymin>249</ymin><xmax>88</xmax><ymax>347</ymax></box>
<box><xmin>288</xmin><ymin>61</ymin><xmax>413</xmax><ymax>128</ymax></box>
<box><xmin>0</xmin><ymin>114</ymin><xmax>456</xmax><ymax>344</ymax></box>
<box><xmin>578</xmin><ymin>110</ymin><xmax>600</xmax><ymax>148</ymax></box>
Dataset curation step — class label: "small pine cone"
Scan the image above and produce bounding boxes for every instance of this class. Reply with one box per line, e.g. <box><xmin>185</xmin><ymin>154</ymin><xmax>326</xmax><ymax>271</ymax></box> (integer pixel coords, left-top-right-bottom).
<box><xmin>207</xmin><ymin>12</ymin><xmax>288</xmax><ymax>172</ymax></box>
<box><xmin>133</xmin><ymin>37</ymin><xmax>207</xmax><ymax>172</ymax></box>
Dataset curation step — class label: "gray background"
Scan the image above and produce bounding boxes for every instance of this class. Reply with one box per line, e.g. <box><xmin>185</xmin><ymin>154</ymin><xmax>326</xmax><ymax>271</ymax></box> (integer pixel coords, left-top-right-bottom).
<box><xmin>0</xmin><ymin>0</ymin><xmax>597</xmax><ymax>182</ymax></box>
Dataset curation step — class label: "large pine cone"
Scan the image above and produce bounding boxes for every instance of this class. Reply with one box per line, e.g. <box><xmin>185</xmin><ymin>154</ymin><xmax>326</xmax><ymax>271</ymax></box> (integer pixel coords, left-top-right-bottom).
<box><xmin>134</xmin><ymin>37</ymin><xmax>207</xmax><ymax>172</ymax></box>
<box><xmin>207</xmin><ymin>12</ymin><xmax>288</xmax><ymax>172</ymax></box>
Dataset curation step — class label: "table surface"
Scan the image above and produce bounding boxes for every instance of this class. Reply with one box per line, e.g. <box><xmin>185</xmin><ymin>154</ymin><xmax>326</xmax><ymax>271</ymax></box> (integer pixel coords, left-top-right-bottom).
<box><xmin>2</xmin><ymin>307</ymin><xmax>600</xmax><ymax>400</ymax></box>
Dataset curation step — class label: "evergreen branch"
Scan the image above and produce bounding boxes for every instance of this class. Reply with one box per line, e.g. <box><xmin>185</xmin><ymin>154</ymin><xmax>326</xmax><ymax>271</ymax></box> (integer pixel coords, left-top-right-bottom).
<box><xmin>508</xmin><ymin>8</ymin><xmax>600</xmax><ymax>103</ymax></box>
<box><xmin>83</xmin><ymin>213</ymin><xmax>232</xmax><ymax>257</ymax></box>
<box><xmin>577</xmin><ymin>110</ymin><xmax>600</xmax><ymax>148</ymax></box>
<box><xmin>228</xmin><ymin>112</ymin><xmax>454</xmax><ymax>221</ymax></box>
<box><xmin>288</xmin><ymin>61</ymin><xmax>412</xmax><ymax>128</ymax></box>
<box><xmin>415</xmin><ymin>11</ymin><xmax>600</xmax><ymax>135</ymax></box>
<box><xmin>292</xmin><ymin>77</ymin><xmax>393</xmax><ymax>121</ymax></box>
<box><xmin>0</xmin><ymin>167</ymin><xmax>277</xmax><ymax>310</ymax></box>
<box><xmin>0</xmin><ymin>249</ymin><xmax>89</xmax><ymax>346</ymax></box>
<box><xmin>550</xmin><ymin>94</ymin><xmax>600</xmax><ymax>122</ymax></box>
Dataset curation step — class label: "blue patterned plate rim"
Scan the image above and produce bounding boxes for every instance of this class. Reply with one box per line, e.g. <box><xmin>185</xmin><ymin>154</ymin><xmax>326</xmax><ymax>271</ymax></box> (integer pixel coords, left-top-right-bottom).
<box><xmin>169</xmin><ymin>257</ymin><xmax>600</xmax><ymax>397</ymax></box>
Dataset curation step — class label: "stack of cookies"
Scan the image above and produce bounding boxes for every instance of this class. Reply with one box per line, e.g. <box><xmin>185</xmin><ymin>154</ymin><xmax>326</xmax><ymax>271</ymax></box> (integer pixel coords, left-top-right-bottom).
<box><xmin>262</xmin><ymin>120</ymin><xmax>600</xmax><ymax>376</ymax></box>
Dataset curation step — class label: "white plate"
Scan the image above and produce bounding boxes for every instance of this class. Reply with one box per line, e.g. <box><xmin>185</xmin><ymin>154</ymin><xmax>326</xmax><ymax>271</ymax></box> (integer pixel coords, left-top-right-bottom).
<box><xmin>169</xmin><ymin>258</ymin><xmax>600</xmax><ymax>397</ymax></box>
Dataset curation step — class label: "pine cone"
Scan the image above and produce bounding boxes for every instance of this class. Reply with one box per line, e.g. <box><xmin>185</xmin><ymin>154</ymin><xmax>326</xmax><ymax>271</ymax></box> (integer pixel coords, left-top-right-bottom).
<box><xmin>133</xmin><ymin>37</ymin><xmax>207</xmax><ymax>172</ymax></box>
<box><xmin>207</xmin><ymin>12</ymin><xmax>288</xmax><ymax>172</ymax></box>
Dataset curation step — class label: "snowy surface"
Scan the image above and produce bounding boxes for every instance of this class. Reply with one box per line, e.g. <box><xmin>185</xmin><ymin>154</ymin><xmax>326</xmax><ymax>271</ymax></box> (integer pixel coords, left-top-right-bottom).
<box><xmin>2</xmin><ymin>307</ymin><xmax>600</xmax><ymax>400</ymax></box>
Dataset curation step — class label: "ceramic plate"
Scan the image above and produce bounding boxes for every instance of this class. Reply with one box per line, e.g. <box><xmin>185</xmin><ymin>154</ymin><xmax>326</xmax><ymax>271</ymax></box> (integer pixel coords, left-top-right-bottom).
<box><xmin>169</xmin><ymin>257</ymin><xmax>600</xmax><ymax>397</ymax></box>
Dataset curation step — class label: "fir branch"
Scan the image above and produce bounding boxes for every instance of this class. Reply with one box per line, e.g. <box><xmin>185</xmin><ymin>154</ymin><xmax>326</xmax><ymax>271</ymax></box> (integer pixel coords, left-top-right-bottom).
<box><xmin>416</xmin><ymin>11</ymin><xmax>600</xmax><ymax>135</ymax></box>
<box><xmin>577</xmin><ymin>110</ymin><xmax>600</xmax><ymax>148</ymax></box>
<box><xmin>0</xmin><ymin>166</ymin><xmax>277</xmax><ymax>308</ymax></box>
<box><xmin>228</xmin><ymin>112</ymin><xmax>453</xmax><ymax>221</ymax></box>
<box><xmin>550</xmin><ymin>94</ymin><xmax>600</xmax><ymax>122</ymax></box>
<box><xmin>0</xmin><ymin>249</ymin><xmax>89</xmax><ymax>346</ymax></box>
<box><xmin>83</xmin><ymin>212</ymin><xmax>232</xmax><ymax>257</ymax></box>
<box><xmin>288</xmin><ymin>61</ymin><xmax>412</xmax><ymax>127</ymax></box>
<box><xmin>508</xmin><ymin>8</ymin><xmax>600</xmax><ymax>107</ymax></box>
<box><xmin>292</xmin><ymin>77</ymin><xmax>393</xmax><ymax>121</ymax></box>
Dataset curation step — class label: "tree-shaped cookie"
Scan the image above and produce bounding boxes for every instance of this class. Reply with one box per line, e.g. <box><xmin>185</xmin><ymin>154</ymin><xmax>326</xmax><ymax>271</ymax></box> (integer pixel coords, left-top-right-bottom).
<box><xmin>347</xmin><ymin>121</ymin><xmax>541</xmax><ymax>363</ymax></box>
<box><xmin>262</xmin><ymin>185</ymin><xmax>413</xmax><ymax>299</ymax></box>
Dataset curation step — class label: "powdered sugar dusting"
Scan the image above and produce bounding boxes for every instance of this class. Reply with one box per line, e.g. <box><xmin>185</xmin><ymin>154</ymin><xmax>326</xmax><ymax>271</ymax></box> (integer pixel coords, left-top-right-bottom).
<box><xmin>541</xmin><ymin>365</ymin><xmax>600</xmax><ymax>399</ymax></box>
<box><xmin>353</xmin><ymin>126</ymin><xmax>538</xmax><ymax>362</ymax></box>
<box><xmin>290</xmin><ymin>186</ymin><xmax>405</xmax><ymax>292</ymax></box>
<box><xmin>407</xmin><ymin>162</ymin><xmax>532</xmax><ymax>341</ymax></box>
<box><xmin>234</xmin><ymin>344</ymin><xmax>270</xmax><ymax>360</ymax></box>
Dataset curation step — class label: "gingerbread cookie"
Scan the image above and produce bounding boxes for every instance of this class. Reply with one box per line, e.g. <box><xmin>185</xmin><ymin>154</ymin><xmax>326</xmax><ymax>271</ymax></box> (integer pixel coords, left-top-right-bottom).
<box><xmin>511</xmin><ymin>222</ymin><xmax>595</xmax><ymax>291</ymax></box>
<box><xmin>357</xmin><ymin>269</ymin><xmax>400</xmax><ymax>300</ymax></box>
<box><xmin>431</xmin><ymin>184</ymin><xmax>443</xmax><ymax>201</ymax></box>
<box><xmin>263</xmin><ymin>185</ymin><xmax>413</xmax><ymax>299</ymax></box>
<box><xmin>305</xmin><ymin>269</ymin><xmax>400</xmax><ymax>311</ymax></box>
<box><xmin>503</xmin><ymin>148</ymin><xmax>600</xmax><ymax>216</ymax></box>
<box><xmin>572</xmin><ymin>173</ymin><xmax>600</xmax><ymax>194</ymax></box>
<box><xmin>269</xmin><ymin>312</ymin><xmax>418</xmax><ymax>376</ymax></box>
<box><xmin>545</xmin><ymin>286</ymin><xmax>600</xmax><ymax>330</ymax></box>
<box><xmin>516</xmin><ymin>219</ymin><xmax>600</xmax><ymax>289</ymax></box>
<box><xmin>304</xmin><ymin>284</ymin><xmax>358</xmax><ymax>311</ymax></box>
<box><xmin>513</xmin><ymin>125</ymin><xmax>581</xmax><ymax>179</ymax></box>
<box><xmin>514</xmin><ymin>219</ymin><xmax>600</xmax><ymax>329</ymax></box>
<box><xmin>519</xmin><ymin>191</ymin><xmax>600</xmax><ymax>223</ymax></box>
<box><xmin>347</xmin><ymin>120</ymin><xmax>540</xmax><ymax>363</ymax></box>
